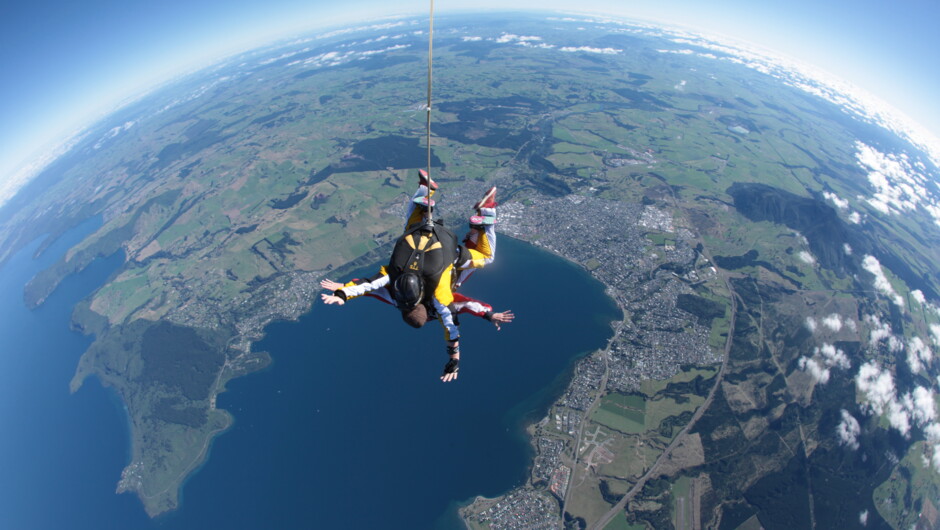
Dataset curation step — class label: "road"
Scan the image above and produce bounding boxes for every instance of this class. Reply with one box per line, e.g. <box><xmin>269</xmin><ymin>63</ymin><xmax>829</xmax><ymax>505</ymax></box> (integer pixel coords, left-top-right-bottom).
<box><xmin>560</xmin><ymin>320</ymin><xmax>625</xmax><ymax>516</ymax></box>
<box><xmin>588</xmin><ymin>243</ymin><xmax>739</xmax><ymax>530</ymax></box>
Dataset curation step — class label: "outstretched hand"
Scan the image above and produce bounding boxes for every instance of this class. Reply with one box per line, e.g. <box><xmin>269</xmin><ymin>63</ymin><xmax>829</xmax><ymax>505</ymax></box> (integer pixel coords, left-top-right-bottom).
<box><xmin>320</xmin><ymin>279</ymin><xmax>345</xmax><ymax>305</ymax></box>
<box><xmin>491</xmin><ymin>310</ymin><xmax>515</xmax><ymax>330</ymax></box>
<box><xmin>320</xmin><ymin>278</ymin><xmax>344</xmax><ymax>291</ymax></box>
<box><xmin>441</xmin><ymin>356</ymin><xmax>459</xmax><ymax>382</ymax></box>
<box><xmin>320</xmin><ymin>293</ymin><xmax>345</xmax><ymax>305</ymax></box>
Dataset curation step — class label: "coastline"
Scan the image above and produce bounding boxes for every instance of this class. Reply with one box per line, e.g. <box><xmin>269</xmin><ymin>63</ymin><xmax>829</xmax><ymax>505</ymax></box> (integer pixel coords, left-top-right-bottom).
<box><xmin>454</xmin><ymin>231</ymin><xmax>625</xmax><ymax>528</ymax></box>
<box><xmin>455</xmin><ymin>194</ymin><xmax>724</xmax><ymax>528</ymax></box>
<box><xmin>451</xmin><ymin>337</ymin><xmax>618</xmax><ymax>528</ymax></box>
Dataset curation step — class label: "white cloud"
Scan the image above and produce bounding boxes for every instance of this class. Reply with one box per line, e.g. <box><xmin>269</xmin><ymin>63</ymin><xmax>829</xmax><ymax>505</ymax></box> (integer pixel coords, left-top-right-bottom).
<box><xmin>887</xmin><ymin>398</ymin><xmax>911</xmax><ymax>437</ymax></box>
<box><xmin>862</xmin><ymin>255</ymin><xmax>904</xmax><ymax>307</ymax></box>
<box><xmin>311</xmin><ymin>21</ymin><xmax>407</xmax><ymax>42</ymax></box>
<box><xmin>560</xmin><ymin>46</ymin><xmax>622</xmax><ymax>54</ymax></box>
<box><xmin>926</xmin><ymin>423</ymin><xmax>940</xmax><ymax>442</ymax></box>
<box><xmin>798</xmin><ymin>251</ymin><xmax>816</xmax><ymax>265</ymax></box>
<box><xmin>358</xmin><ymin>44</ymin><xmax>409</xmax><ymax>57</ymax></box>
<box><xmin>912</xmin><ymin>386</ymin><xmax>936</xmax><ymax>426</ymax></box>
<box><xmin>855</xmin><ymin>142</ymin><xmax>940</xmax><ymax>225</ymax></box>
<box><xmin>925</xmin><ymin>434</ymin><xmax>940</xmax><ymax>473</ymax></box>
<box><xmin>867</xmin><ymin>198</ymin><xmax>892</xmax><ymax>214</ymax></box>
<box><xmin>362</xmin><ymin>34</ymin><xmax>390</xmax><ymax>44</ymax></box>
<box><xmin>931</xmin><ymin>444</ymin><xmax>940</xmax><ymax>473</ymax></box>
<box><xmin>912</xmin><ymin>290</ymin><xmax>926</xmax><ymax>304</ymax></box>
<box><xmin>822</xmin><ymin>314</ymin><xmax>843</xmax><ymax>333</ymax></box>
<box><xmin>817</xmin><ymin>343</ymin><xmax>850</xmax><ymax>369</ymax></box>
<box><xmin>848</xmin><ymin>211</ymin><xmax>862</xmax><ymax>224</ymax></box>
<box><xmin>866</xmin><ymin>314</ymin><xmax>890</xmax><ymax>344</ymax></box>
<box><xmin>907</xmin><ymin>350</ymin><xmax>924</xmax><ymax>374</ymax></box>
<box><xmin>843</xmin><ymin>243</ymin><xmax>853</xmax><ymax>255</ymax></box>
<box><xmin>799</xmin><ymin>356</ymin><xmax>829</xmax><ymax>384</ymax></box>
<box><xmin>926</xmin><ymin>423</ymin><xmax>940</xmax><ymax>473</ymax></box>
<box><xmin>93</xmin><ymin>120</ymin><xmax>137</xmax><ymax>149</ymax></box>
<box><xmin>292</xmin><ymin>43</ymin><xmax>411</xmax><ymax>70</ymax></box>
<box><xmin>517</xmin><ymin>41</ymin><xmax>556</xmax><ymax>49</ymax></box>
<box><xmin>856</xmin><ymin>361</ymin><xmax>896</xmax><ymax>416</ymax></box>
<box><xmin>259</xmin><ymin>48</ymin><xmax>311</xmax><ymax>65</ymax></box>
<box><xmin>865</xmin><ymin>314</ymin><xmax>901</xmax><ymax>350</ymax></box>
<box><xmin>837</xmin><ymin>409</ymin><xmax>861</xmax><ymax>450</ymax></box>
<box><xmin>805</xmin><ymin>317</ymin><xmax>818</xmax><ymax>333</ymax></box>
<box><xmin>907</xmin><ymin>336</ymin><xmax>933</xmax><ymax>374</ymax></box>
<box><xmin>931</xmin><ymin>324</ymin><xmax>940</xmax><ymax>348</ymax></box>
<box><xmin>823</xmin><ymin>191</ymin><xmax>849</xmax><ymax>210</ymax></box>
<box><xmin>856</xmin><ymin>362</ymin><xmax>938</xmax><ymax>440</ymax></box>
<box><xmin>294</xmin><ymin>49</ymin><xmax>354</xmax><ymax>68</ymax></box>
<box><xmin>462</xmin><ymin>36</ymin><xmax>482</xmax><ymax>42</ymax></box>
<box><xmin>836</xmin><ymin>409</ymin><xmax>862</xmax><ymax>451</ymax></box>
<box><xmin>859</xmin><ymin>510</ymin><xmax>868</xmax><ymax>526</ymax></box>
<box><xmin>801</xmin><ymin>343</ymin><xmax>850</xmax><ymax>385</ymax></box>
<box><xmin>495</xmin><ymin>33</ymin><xmax>543</xmax><ymax>43</ymax></box>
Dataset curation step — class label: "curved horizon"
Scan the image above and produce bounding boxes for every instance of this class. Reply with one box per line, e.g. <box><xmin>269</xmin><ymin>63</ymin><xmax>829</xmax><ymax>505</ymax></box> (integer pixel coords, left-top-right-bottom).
<box><xmin>1</xmin><ymin>3</ymin><xmax>938</xmax><ymax>209</ymax></box>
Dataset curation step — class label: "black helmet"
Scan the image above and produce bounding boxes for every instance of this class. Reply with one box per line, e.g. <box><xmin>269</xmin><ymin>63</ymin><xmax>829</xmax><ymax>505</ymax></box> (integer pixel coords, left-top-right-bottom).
<box><xmin>393</xmin><ymin>273</ymin><xmax>424</xmax><ymax>310</ymax></box>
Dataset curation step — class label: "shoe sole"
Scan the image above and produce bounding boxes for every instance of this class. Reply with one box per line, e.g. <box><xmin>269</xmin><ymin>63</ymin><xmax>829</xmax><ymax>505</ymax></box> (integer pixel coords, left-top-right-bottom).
<box><xmin>469</xmin><ymin>215</ymin><xmax>496</xmax><ymax>226</ymax></box>
<box><xmin>418</xmin><ymin>169</ymin><xmax>438</xmax><ymax>190</ymax></box>
<box><xmin>474</xmin><ymin>187</ymin><xmax>497</xmax><ymax>210</ymax></box>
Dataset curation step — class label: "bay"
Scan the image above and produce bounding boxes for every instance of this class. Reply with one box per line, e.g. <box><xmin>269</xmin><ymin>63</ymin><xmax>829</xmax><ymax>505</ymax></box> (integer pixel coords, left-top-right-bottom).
<box><xmin>179</xmin><ymin>235</ymin><xmax>620</xmax><ymax>528</ymax></box>
<box><xmin>0</xmin><ymin>229</ymin><xmax>618</xmax><ymax>529</ymax></box>
<box><xmin>0</xmin><ymin>219</ymin><xmax>147</xmax><ymax>529</ymax></box>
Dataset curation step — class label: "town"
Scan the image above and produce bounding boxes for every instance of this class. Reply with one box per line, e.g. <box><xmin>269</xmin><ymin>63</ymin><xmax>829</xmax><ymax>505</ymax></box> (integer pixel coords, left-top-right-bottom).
<box><xmin>462</xmin><ymin>192</ymin><xmax>725</xmax><ymax>529</ymax></box>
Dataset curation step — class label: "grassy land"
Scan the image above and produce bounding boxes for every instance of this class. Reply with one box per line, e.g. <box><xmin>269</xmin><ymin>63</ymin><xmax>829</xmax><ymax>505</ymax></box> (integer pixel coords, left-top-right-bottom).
<box><xmin>671</xmin><ymin>476</ymin><xmax>691</xmax><ymax>530</ymax></box>
<box><xmin>5</xmin><ymin>14</ymin><xmax>940</xmax><ymax>526</ymax></box>
<box><xmin>603</xmin><ymin>512</ymin><xmax>646</xmax><ymax>530</ymax></box>
<box><xmin>592</xmin><ymin>393</ymin><xmax>647</xmax><ymax>433</ymax></box>
<box><xmin>567</xmin><ymin>475</ymin><xmax>621</xmax><ymax>525</ymax></box>
<box><xmin>873</xmin><ymin>441</ymin><xmax>940</xmax><ymax>529</ymax></box>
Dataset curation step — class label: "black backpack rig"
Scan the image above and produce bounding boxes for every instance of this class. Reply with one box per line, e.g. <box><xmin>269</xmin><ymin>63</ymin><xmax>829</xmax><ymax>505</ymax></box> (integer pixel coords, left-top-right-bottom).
<box><xmin>387</xmin><ymin>219</ymin><xmax>459</xmax><ymax>310</ymax></box>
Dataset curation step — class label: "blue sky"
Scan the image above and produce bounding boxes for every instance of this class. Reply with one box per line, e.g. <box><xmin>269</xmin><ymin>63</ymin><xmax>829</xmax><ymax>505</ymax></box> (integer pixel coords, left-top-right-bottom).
<box><xmin>2</xmin><ymin>0</ymin><xmax>938</xmax><ymax>196</ymax></box>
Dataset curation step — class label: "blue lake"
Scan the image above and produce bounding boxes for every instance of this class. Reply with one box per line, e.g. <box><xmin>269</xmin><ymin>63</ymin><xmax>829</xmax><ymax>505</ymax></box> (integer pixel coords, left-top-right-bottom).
<box><xmin>0</xmin><ymin>231</ymin><xmax>619</xmax><ymax>529</ymax></box>
<box><xmin>0</xmin><ymin>219</ymin><xmax>147</xmax><ymax>529</ymax></box>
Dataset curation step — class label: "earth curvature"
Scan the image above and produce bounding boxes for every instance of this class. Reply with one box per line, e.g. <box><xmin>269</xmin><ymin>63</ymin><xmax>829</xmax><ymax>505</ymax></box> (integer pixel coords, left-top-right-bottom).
<box><xmin>2</xmin><ymin>10</ymin><xmax>940</xmax><ymax>529</ymax></box>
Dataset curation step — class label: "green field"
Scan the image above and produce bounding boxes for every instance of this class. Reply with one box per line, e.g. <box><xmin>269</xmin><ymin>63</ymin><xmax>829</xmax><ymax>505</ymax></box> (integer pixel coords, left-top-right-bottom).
<box><xmin>645</xmin><ymin>233</ymin><xmax>676</xmax><ymax>246</ymax></box>
<box><xmin>5</xmin><ymin>12</ymin><xmax>940</xmax><ymax>527</ymax></box>
<box><xmin>591</xmin><ymin>389</ymin><xmax>702</xmax><ymax>439</ymax></box>
<box><xmin>671</xmin><ymin>476</ymin><xmax>691</xmax><ymax>530</ymax></box>
<box><xmin>592</xmin><ymin>393</ymin><xmax>647</xmax><ymax>433</ymax></box>
<box><xmin>640</xmin><ymin>367</ymin><xmax>717</xmax><ymax>397</ymax></box>
<box><xmin>604</xmin><ymin>514</ymin><xmax>646</xmax><ymax>530</ymax></box>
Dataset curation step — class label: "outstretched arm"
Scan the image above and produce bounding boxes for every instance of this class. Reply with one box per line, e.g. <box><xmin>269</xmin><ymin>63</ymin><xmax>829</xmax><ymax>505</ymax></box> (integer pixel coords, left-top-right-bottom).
<box><xmin>489</xmin><ymin>310</ymin><xmax>515</xmax><ymax>331</ymax></box>
<box><xmin>320</xmin><ymin>279</ymin><xmax>345</xmax><ymax>291</ymax></box>
<box><xmin>319</xmin><ymin>279</ymin><xmax>347</xmax><ymax>305</ymax></box>
<box><xmin>320</xmin><ymin>293</ymin><xmax>346</xmax><ymax>305</ymax></box>
<box><xmin>319</xmin><ymin>271</ymin><xmax>390</xmax><ymax>307</ymax></box>
<box><xmin>451</xmin><ymin>293</ymin><xmax>514</xmax><ymax>330</ymax></box>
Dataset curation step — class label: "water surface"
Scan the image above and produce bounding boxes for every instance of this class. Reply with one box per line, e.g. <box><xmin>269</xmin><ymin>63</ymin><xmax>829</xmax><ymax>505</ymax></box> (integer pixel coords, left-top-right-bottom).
<box><xmin>0</xmin><ymin>232</ymin><xmax>619</xmax><ymax>529</ymax></box>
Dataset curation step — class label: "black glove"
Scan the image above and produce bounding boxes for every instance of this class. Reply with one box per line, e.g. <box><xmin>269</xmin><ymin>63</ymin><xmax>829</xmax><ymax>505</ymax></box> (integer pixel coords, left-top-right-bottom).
<box><xmin>442</xmin><ymin>358</ymin><xmax>460</xmax><ymax>375</ymax></box>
